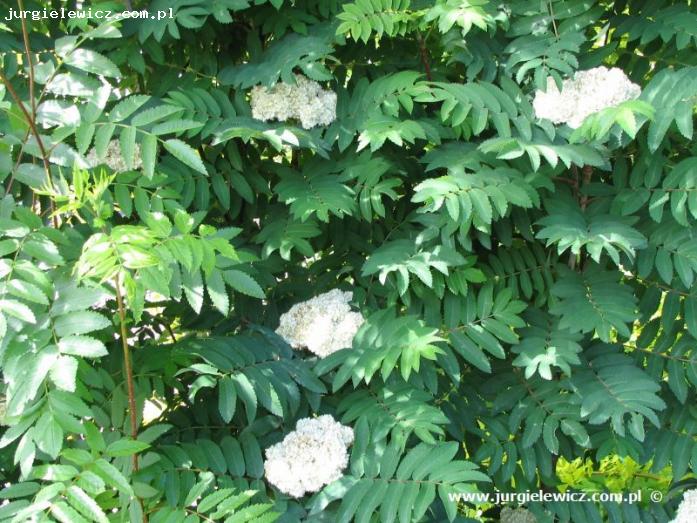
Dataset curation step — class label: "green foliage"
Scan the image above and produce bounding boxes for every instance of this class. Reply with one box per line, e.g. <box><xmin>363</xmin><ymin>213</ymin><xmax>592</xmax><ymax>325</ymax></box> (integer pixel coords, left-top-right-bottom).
<box><xmin>537</xmin><ymin>192</ymin><xmax>647</xmax><ymax>265</ymax></box>
<box><xmin>309</xmin><ymin>437</ymin><xmax>490</xmax><ymax>523</ymax></box>
<box><xmin>316</xmin><ymin>309</ymin><xmax>445</xmax><ymax>385</ymax></box>
<box><xmin>337</xmin><ymin>381</ymin><xmax>448</xmax><ymax>443</ymax></box>
<box><xmin>179</xmin><ymin>329</ymin><xmax>326</xmax><ymax>422</ymax></box>
<box><xmin>424</xmin><ymin>0</ymin><xmax>496</xmax><ymax>37</ymax></box>
<box><xmin>337</xmin><ymin>0</ymin><xmax>415</xmax><ymax>42</ymax></box>
<box><xmin>556</xmin><ymin>455</ymin><xmax>672</xmax><ymax>498</ymax></box>
<box><xmin>511</xmin><ymin>308</ymin><xmax>582</xmax><ymax>379</ymax></box>
<box><xmin>274</xmin><ymin>158</ymin><xmax>356</xmax><ymax>222</ymax></box>
<box><xmin>640</xmin><ymin>67</ymin><xmax>697</xmax><ymax>151</ymax></box>
<box><xmin>219</xmin><ymin>24</ymin><xmax>336</xmax><ymax>87</ymax></box>
<box><xmin>550</xmin><ymin>266</ymin><xmax>638</xmax><ymax>341</ymax></box>
<box><xmin>570</xmin><ymin>344</ymin><xmax>666</xmax><ymax>440</ymax></box>
<box><xmin>362</xmin><ymin>240</ymin><xmax>466</xmax><ymax>297</ymax></box>
<box><xmin>443</xmin><ymin>285</ymin><xmax>526</xmax><ymax>373</ymax></box>
<box><xmin>1</xmin><ymin>1</ymin><xmax>697</xmax><ymax>522</ymax></box>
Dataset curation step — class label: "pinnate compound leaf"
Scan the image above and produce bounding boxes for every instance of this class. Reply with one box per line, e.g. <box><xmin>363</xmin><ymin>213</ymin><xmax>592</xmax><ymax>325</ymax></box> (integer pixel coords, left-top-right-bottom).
<box><xmin>163</xmin><ymin>139</ymin><xmax>207</xmax><ymax>174</ymax></box>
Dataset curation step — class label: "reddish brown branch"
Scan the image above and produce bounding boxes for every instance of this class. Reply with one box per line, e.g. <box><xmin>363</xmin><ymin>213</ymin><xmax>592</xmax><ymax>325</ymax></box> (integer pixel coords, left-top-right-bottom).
<box><xmin>114</xmin><ymin>274</ymin><xmax>147</xmax><ymax>521</ymax></box>
<box><xmin>417</xmin><ymin>31</ymin><xmax>432</xmax><ymax>81</ymax></box>
<box><xmin>0</xmin><ymin>72</ymin><xmax>58</xmax><ymax>226</ymax></box>
<box><xmin>2</xmin><ymin>7</ymin><xmax>59</xmax><ymax>225</ymax></box>
<box><xmin>551</xmin><ymin>175</ymin><xmax>576</xmax><ymax>186</ymax></box>
<box><xmin>0</xmin><ymin>72</ymin><xmax>50</xmax><ymax>179</ymax></box>
<box><xmin>568</xmin><ymin>165</ymin><xmax>594</xmax><ymax>270</ymax></box>
<box><xmin>114</xmin><ymin>275</ymin><xmax>139</xmax><ymax>468</ymax></box>
<box><xmin>17</xmin><ymin>0</ymin><xmax>35</xmax><ymax>117</ymax></box>
<box><xmin>567</xmin><ymin>165</ymin><xmax>593</xmax><ymax>270</ymax></box>
<box><xmin>580</xmin><ymin>164</ymin><xmax>593</xmax><ymax>211</ymax></box>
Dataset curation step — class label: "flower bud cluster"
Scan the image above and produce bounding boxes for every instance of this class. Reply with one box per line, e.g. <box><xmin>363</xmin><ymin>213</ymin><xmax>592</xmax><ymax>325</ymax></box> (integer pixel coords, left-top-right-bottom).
<box><xmin>671</xmin><ymin>489</ymin><xmax>697</xmax><ymax>523</ymax></box>
<box><xmin>532</xmin><ymin>67</ymin><xmax>641</xmax><ymax>128</ymax></box>
<box><xmin>250</xmin><ymin>74</ymin><xmax>337</xmax><ymax>129</ymax></box>
<box><xmin>275</xmin><ymin>289</ymin><xmax>364</xmax><ymax>358</ymax></box>
<box><xmin>264</xmin><ymin>415</ymin><xmax>354</xmax><ymax>498</ymax></box>
<box><xmin>501</xmin><ymin>507</ymin><xmax>537</xmax><ymax>523</ymax></box>
<box><xmin>86</xmin><ymin>139</ymin><xmax>142</xmax><ymax>173</ymax></box>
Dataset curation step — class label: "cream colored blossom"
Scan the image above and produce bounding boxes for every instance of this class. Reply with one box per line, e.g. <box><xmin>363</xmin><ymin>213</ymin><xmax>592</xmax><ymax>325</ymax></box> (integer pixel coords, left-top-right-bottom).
<box><xmin>532</xmin><ymin>66</ymin><xmax>641</xmax><ymax>128</ymax></box>
<box><xmin>264</xmin><ymin>415</ymin><xmax>354</xmax><ymax>498</ymax></box>
<box><xmin>671</xmin><ymin>489</ymin><xmax>697</xmax><ymax>523</ymax></box>
<box><xmin>501</xmin><ymin>506</ymin><xmax>537</xmax><ymax>523</ymax></box>
<box><xmin>86</xmin><ymin>139</ymin><xmax>142</xmax><ymax>173</ymax></box>
<box><xmin>250</xmin><ymin>74</ymin><xmax>337</xmax><ymax>129</ymax></box>
<box><xmin>275</xmin><ymin>289</ymin><xmax>364</xmax><ymax>358</ymax></box>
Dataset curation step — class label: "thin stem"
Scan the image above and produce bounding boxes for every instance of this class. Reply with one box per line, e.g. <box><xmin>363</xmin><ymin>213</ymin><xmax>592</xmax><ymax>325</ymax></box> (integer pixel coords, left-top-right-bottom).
<box><xmin>6</xmin><ymin>128</ymin><xmax>32</xmax><ymax>192</ymax></box>
<box><xmin>165</xmin><ymin>322</ymin><xmax>177</xmax><ymax>343</ymax></box>
<box><xmin>0</xmin><ymin>73</ymin><xmax>49</xmax><ymax>171</ymax></box>
<box><xmin>548</xmin><ymin>0</ymin><xmax>559</xmax><ymax>38</ymax></box>
<box><xmin>590</xmin><ymin>470</ymin><xmax>666</xmax><ymax>481</ymax></box>
<box><xmin>159</xmin><ymin>62</ymin><xmax>218</xmax><ymax>81</ymax></box>
<box><xmin>580</xmin><ymin>165</ymin><xmax>592</xmax><ymax>272</ymax></box>
<box><xmin>580</xmin><ymin>165</ymin><xmax>593</xmax><ymax>212</ymax></box>
<box><xmin>416</xmin><ymin>30</ymin><xmax>432</xmax><ymax>81</ymax></box>
<box><xmin>17</xmin><ymin>0</ymin><xmax>36</xmax><ymax>117</ymax></box>
<box><xmin>114</xmin><ymin>274</ymin><xmax>139</xmax><ymax>467</ymax></box>
<box><xmin>551</xmin><ymin>175</ymin><xmax>576</xmax><ymax>186</ymax></box>
<box><xmin>626</xmin><ymin>343</ymin><xmax>696</xmax><ymax>364</ymax></box>
<box><xmin>114</xmin><ymin>273</ymin><xmax>147</xmax><ymax>521</ymax></box>
<box><xmin>567</xmin><ymin>166</ymin><xmax>581</xmax><ymax>269</ymax></box>
<box><xmin>567</xmin><ymin>165</ymin><xmax>593</xmax><ymax>270</ymax></box>
<box><xmin>0</xmin><ymin>70</ymin><xmax>58</xmax><ymax>225</ymax></box>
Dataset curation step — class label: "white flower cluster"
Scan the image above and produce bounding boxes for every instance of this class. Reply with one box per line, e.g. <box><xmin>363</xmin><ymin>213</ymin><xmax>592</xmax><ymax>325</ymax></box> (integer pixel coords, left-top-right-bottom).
<box><xmin>501</xmin><ymin>506</ymin><xmax>537</xmax><ymax>523</ymax></box>
<box><xmin>275</xmin><ymin>289</ymin><xmax>364</xmax><ymax>358</ymax></box>
<box><xmin>671</xmin><ymin>489</ymin><xmax>697</xmax><ymax>523</ymax></box>
<box><xmin>264</xmin><ymin>415</ymin><xmax>354</xmax><ymax>498</ymax></box>
<box><xmin>86</xmin><ymin>139</ymin><xmax>142</xmax><ymax>173</ymax></box>
<box><xmin>250</xmin><ymin>74</ymin><xmax>337</xmax><ymax>129</ymax></box>
<box><xmin>532</xmin><ymin>67</ymin><xmax>641</xmax><ymax>128</ymax></box>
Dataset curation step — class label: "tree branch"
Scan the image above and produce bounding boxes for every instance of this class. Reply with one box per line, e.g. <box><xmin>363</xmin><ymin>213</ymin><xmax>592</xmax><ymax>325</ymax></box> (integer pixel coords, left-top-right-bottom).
<box><xmin>114</xmin><ymin>273</ymin><xmax>147</xmax><ymax>521</ymax></box>
<box><xmin>0</xmin><ymin>71</ymin><xmax>58</xmax><ymax>226</ymax></box>
<box><xmin>0</xmin><ymin>71</ymin><xmax>51</xmax><ymax>179</ymax></box>
<box><xmin>417</xmin><ymin>31</ymin><xmax>432</xmax><ymax>81</ymax></box>
<box><xmin>17</xmin><ymin>0</ymin><xmax>36</xmax><ymax>117</ymax></box>
<box><xmin>114</xmin><ymin>274</ymin><xmax>140</xmax><ymax>465</ymax></box>
<box><xmin>580</xmin><ymin>164</ymin><xmax>593</xmax><ymax>212</ymax></box>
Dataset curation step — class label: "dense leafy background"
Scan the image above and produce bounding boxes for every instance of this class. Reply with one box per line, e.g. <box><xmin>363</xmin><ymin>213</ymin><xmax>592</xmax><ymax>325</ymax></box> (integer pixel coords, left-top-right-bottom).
<box><xmin>1</xmin><ymin>0</ymin><xmax>696</xmax><ymax>521</ymax></box>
